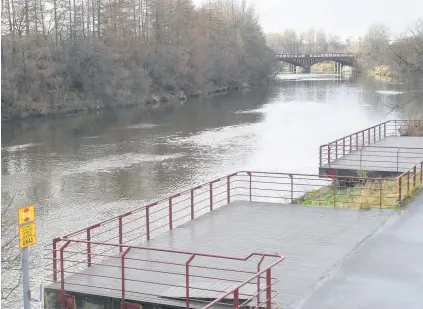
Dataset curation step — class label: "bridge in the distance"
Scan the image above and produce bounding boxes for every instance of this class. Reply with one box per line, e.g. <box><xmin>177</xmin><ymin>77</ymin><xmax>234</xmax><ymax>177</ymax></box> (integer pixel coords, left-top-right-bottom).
<box><xmin>276</xmin><ymin>53</ymin><xmax>356</xmax><ymax>73</ymax></box>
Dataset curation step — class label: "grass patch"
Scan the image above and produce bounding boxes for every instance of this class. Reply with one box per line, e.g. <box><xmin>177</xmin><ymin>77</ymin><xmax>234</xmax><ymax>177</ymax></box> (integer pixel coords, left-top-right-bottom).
<box><xmin>295</xmin><ymin>173</ymin><xmax>422</xmax><ymax>210</ymax></box>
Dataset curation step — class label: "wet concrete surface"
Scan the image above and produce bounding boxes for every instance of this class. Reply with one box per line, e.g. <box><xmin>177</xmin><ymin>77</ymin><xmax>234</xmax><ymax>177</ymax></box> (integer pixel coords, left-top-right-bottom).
<box><xmin>296</xmin><ymin>193</ymin><xmax>423</xmax><ymax>309</ymax></box>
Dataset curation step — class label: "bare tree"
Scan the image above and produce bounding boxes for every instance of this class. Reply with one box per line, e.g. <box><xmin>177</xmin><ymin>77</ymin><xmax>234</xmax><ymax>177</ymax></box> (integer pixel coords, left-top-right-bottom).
<box><xmin>1</xmin><ymin>195</ymin><xmax>21</xmax><ymax>308</ymax></box>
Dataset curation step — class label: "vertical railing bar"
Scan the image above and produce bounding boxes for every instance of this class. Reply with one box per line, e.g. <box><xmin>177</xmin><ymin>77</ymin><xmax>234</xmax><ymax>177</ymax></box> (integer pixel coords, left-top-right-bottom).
<box><xmin>266</xmin><ymin>269</ymin><xmax>272</xmax><ymax>309</ymax></box>
<box><xmin>118</xmin><ymin>216</ymin><xmax>123</xmax><ymax>253</ymax></box>
<box><xmin>121</xmin><ymin>247</ymin><xmax>131</xmax><ymax>309</ymax></box>
<box><xmin>53</xmin><ymin>238</ymin><xmax>59</xmax><ymax>282</ymax></box>
<box><xmin>169</xmin><ymin>198</ymin><xmax>173</xmax><ymax>230</ymax></box>
<box><xmin>186</xmin><ymin>254</ymin><xmax>196</xmax><ymax>309</ymax></box>
<box><xmin>210</xmin><ymin>182</ymin><xmax>213</xmax><ymax>211</ymax></box>
<box><xmin>234</xmin><ymin>288</ymin><xmax>239</xmax><ymax>309</ymax></box>
<box><xmin>398</xmin><ymin>176</ymin><xmax>402</xmax><ymax>205</ymax></box>
<box><xmin>190</xmin><ymin>189</ymin><xmax>195</xmax><ymax>220</ymax></box>
<box><xmin>227</xmin><ymin>176</ymin><xmax>231</xmax><ymax>204</ymax></box>
<box><xmin>146</xmin><ymin>206</ymin><xmax>150</xmax><ymax>241</ymax></box>
<box><xmin>59</xmin><ymin>240</ymin><xmax>71</xmax><ymax>308</ymax></box>
<box><xmin>87</xmin><ymin>228</ymin><xmax>92</xmax><ymax>267</ymax></box>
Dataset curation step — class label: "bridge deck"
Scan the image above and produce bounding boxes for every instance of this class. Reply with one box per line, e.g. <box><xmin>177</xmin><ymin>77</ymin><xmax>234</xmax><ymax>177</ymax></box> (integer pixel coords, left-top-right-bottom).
<box><xmin>320</xmin><ymin>136</ymin><xmax>423</xmax><ymax>176</ymax></box>
<box><xmin>46</xmin><ymin>201</ymin><xmax>394</xmax><ymax>309</ymax></box>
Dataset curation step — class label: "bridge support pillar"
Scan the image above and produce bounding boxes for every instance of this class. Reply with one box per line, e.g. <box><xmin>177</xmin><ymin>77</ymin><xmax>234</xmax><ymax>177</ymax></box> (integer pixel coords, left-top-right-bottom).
<box><xmin>303</xmin><ymin>66</ymin><xmax>311</xmax><ymax>73</ymax></box>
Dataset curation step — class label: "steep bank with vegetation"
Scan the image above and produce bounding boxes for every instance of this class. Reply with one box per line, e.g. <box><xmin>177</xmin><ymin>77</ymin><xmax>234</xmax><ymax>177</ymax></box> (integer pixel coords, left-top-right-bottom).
<box><xmin>1</xmin><ymin>0</ymin><xmax>274</xmax><ymax>121</ymax></box>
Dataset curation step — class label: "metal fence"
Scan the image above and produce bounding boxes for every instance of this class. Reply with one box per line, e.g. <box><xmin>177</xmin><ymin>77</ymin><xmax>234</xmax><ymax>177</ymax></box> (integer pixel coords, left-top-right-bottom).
<box><xmin>55</xmin><ymin>240</ymin><xmax>283</xmax><ymax>309</ymax></box>
<box><xmin>46</xmin><ymin>160</ymin><xmax>423</xmax><ymax>309</ymax></box>
<box><xmin>319</xmin><ymin>120</ymin><xmax>423</xmax><ymax>168</ymax></box>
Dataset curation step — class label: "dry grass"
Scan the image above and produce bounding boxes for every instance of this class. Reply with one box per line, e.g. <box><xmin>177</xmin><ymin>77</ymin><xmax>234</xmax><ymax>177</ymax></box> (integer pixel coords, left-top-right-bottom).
<box><xmin>398</xmin><ymin>118</ymin><xmax>423</xmax><ymax>136</ymax></box>
<box><xmin>296</xmin><ymin>173</ymin><xmax>422</xmax><ymax>210</ymax></box>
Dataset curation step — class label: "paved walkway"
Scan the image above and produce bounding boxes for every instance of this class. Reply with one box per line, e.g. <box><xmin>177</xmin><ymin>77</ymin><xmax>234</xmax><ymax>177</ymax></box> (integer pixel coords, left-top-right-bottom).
<box><xmin>296</xmin><ymin>193</ymin><xmax>423</xmax><ymax>309</ymax></box>
<box><xmin>47</xmin><ymin>202</ymin><xmax>395</xmax><ymax>309</ymax></box>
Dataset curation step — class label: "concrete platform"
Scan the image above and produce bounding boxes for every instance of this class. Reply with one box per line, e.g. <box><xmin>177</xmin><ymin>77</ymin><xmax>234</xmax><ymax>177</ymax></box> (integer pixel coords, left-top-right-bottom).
<box><xmin>320</xmin><ymin>136</ymin><xmax>423</xmax><ymax>177</ymax></box>
<box><xmin>296</xmin><ymin>192</ymin><xmax>423</xmax><ymax>309</ymax></box>
<box><xmin>46</xmin><ymin>201</ymin><xmax>395</xmax><ymax>309</ymax></box>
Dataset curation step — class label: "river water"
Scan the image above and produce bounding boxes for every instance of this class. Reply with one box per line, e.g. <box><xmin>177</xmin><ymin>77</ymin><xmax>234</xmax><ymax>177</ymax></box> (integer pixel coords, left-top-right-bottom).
<box><xmin>1</xmin><ymin>73</ymin><xmax>420</xmax><ymax>306</ymax></box>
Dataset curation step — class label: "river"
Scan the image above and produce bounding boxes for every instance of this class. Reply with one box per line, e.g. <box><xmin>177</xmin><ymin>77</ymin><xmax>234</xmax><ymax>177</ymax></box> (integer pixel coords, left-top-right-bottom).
<box><xmin>1</xmin><ymin>73</ymin><xmax>419</xmax><ymax>306</ymax></box>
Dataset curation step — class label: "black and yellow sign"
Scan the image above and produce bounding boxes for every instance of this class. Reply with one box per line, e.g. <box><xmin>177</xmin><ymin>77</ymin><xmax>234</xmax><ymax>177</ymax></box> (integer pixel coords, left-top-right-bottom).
<box><xmin>19</xmin><ymin>222</ymin><xmax>36</xmax><ymax>248</ymax></box>
<box><xmin>18</xmin><ymin>205</ymin><xmax>36</xmax><ymax>248</ymax></box>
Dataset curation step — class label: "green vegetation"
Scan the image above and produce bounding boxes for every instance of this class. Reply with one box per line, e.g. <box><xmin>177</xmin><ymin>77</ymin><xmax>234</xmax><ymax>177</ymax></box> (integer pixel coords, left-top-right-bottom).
<box><xmin>1</xmin><ymin>0</ymin><xmax>274</xmax><ymax>121</ymax></box>
<box><xmin>295</xmin><ymin>172</ymin><xmax>422</xmax><ymax>210</ymax></box>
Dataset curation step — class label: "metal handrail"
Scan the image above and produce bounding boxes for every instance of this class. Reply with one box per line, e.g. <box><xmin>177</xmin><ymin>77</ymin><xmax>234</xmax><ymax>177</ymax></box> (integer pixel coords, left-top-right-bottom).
<box><xmin>319</xmin><ymin>120</ymin><xmax>423</xmax><ymax>167</ymax></box>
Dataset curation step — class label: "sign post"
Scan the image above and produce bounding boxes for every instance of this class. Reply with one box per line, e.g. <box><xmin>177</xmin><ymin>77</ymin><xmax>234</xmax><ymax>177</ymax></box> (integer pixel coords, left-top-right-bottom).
<box><xmin>18</xmin><ymin>205</ymin><xmax>36</xmax><ymax>309</ymax></box>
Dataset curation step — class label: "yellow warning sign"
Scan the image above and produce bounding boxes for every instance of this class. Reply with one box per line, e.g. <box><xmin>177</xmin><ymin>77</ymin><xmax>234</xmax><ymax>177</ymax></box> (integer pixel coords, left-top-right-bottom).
<box><xmin>19</xmin><ymin>222</ymin><xmax>36</xmax><ymax>248</ymax></box>
<box><xmin>18</xmin><ymin>205</ymin><xmax>35</xmax><ymax>225</ymax></box>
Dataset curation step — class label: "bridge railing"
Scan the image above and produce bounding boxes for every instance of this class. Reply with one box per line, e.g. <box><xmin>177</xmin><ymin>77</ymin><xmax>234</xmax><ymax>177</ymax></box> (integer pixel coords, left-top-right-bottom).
<box><xmin>276</xmin><ymin>53</ymin><xmax>354</xmax><ymax>58</ymax></box>
<box><xmin>319</xmin><ymin>120</ymin><xmax>423</xmax><ymax>168</ymax></box>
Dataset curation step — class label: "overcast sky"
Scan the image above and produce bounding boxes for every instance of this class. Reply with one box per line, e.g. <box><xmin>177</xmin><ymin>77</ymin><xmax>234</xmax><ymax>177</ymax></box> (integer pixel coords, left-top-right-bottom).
<box><xmin>194</xmin><ymin>0</ymin><xmax>423</xmax><ymax>39</ymax></box>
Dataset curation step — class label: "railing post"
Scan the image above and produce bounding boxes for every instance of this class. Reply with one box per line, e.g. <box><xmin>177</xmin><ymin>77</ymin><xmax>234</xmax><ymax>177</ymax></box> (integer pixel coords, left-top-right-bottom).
<box><xmin>186</xmin><ymin>254</ymin><xmax>196</xmax><ymax>309</ymax></box>
<box><xmin>190</xmin><ymin>189</ymin><xmax>195</xmax><ymax>220</ymax></box>
<box><xmin>421</xmin><ymin>162</ymin><xmax>423</xmax><ymax>184</ymax></box>
<box><xmin>289</xmin><ymin>174</ymin><xmax>294</xmax><ymax>203</ymax></box>
<box><xmin>319</xmin><ymin>145</ymin><xmax>322</xmax><ymax>166</ymax></box>
<box><xmin>397</xmin><ymin>148</ymin><xmax>401</xmax><ymax>172</ymax></box>
<box><xmin>121</xmin><ymin>247</ymin><xmax>131</xmax><ymax>309</ymax></box>
<box><xmin>398</xmin><ymin>176</ymin><xmax>402</xmax><ymax>205</ymax></box>
<box><xmin>248</xmin><ymin>172</ymin><xmax>252</xmax><ymax>201</ymax></box>
<box><xmin>407</xmin><ymin>171</ymin><xmax>410</xmax><ymax>194</ymax></box>
<box><xmin>343</xmin><ymin>137</ymin><xmax>345</xmax><ymax>155</ymax></box>
<box><xmin>87</xmin><ymin>228</ymin><xmax>92</xmax><ymax>267</ymax></box>
<box><xmin>210</xmin><ymin>182</ymin><xmax>213</xmax><ymax>211</ymax></box>
<box><xmin>233</xmin><ymin>288</ymin><xmax>239</xmax><ymax>309</ymax></box>
<box><xmin>146</xmin><ymin>206</ymin><xmax>150</xmax><ymax>241</ymax></box>
<box><xmin>349</xmin><ymin>136</ymin><xmax>352</xmax><ymax>154</ymax></box>
<box><xmin>227</xmin><ymin>176</ymin><xmax>231</xmax><ymax>204</ymax></box>
<box><xmin>335</xmin><ymin>141</ymin><xmax>338</xmax><ymax>159</ymax></box>
<box><xmin>328</xmin><ymin>144</ymin><xmax>331</xmax><ymax>167</ymax></box>
<box><xmin>169</xmin><ymin>198</ymin><xmax>173</xmax><ymax>230</ymax></box>
<box><xmin>413</xmin><ymin>166</ymin><xmax>417</xmax><ymax>188</ymax></box>
<box><xmin>266</xmin><ymin>269</ymin><xmax>272</xmax><ymax>309</ymax></box>
<box><xmin>356</xmin><ymin>133</ymin><xmax>358</xmax><ymax>150</ymax></box>
<box><xmin>373</xmin><ymin>126</ymin><xmax>376</xmax><ymax>143</ymax></box>
<box><xmin>384</xmin><ymin>123</ymin><xmax>386</xmax><ymax>138</ymax></box>
<box><xmin>119</xmin><ymin>216</ymin><xmax>123</xmax><ymax>253</ymax></box>
<box><xmin>362</xmin><ymin>131</ymin><xmax>365</xmax><ymax>146</ymax></box>
<box><xmin>378</xmin><ymin>124</ymin><xmax>381</xmax><ymax>140</ymax></box>
<box><xmin>368</xmin><ymin>129</ymin><xmax>370</xmax><ymax>144</ymax></box>
<box><xmin>52</xmin><ymin>238</ymin><xmax>59</xmax><ymax>282</ymax></box>
<box><xmin>59</xmin><ymin>241</ymin><xmax>71</xmax><ymax>308</ymax></box>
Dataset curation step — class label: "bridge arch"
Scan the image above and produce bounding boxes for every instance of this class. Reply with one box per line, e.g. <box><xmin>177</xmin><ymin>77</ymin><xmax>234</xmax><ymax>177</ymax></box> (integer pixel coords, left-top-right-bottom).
<box><xmin>276</xmin><ymin>53</ymin><xmax>356</xmax><ymax>73</ymax></box>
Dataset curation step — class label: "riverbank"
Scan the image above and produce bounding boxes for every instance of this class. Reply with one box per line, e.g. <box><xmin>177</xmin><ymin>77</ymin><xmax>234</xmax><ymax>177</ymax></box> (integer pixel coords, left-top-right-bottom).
<box><xmin>1</xmin><ymin>81</ymin><xmax>259</xmax><ymax>123</ymax></box>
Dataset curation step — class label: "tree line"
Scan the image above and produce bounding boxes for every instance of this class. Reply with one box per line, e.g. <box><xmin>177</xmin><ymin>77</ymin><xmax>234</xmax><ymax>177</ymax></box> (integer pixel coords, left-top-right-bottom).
<box><xmin>266</xmin><ymin>28</ymin><xmax>347</xmax><ymax>54</ymax></box>
<box><xmin>359</xmin><ymin>21</ymin><xmax>423</xmax><ymax>88</ymax></box>
<box><xmin>1</xmin><ymin>0</ymin><xmax>274</xmax><ymax>120</ymax></box>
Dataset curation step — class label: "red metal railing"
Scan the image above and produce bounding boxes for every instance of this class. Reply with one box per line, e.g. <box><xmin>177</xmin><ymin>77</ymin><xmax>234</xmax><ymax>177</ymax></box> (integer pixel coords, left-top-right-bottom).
<box><xmin>319</xmin><ymin>120</ymin><xmax>423</xmax><ymax>168</ymax></box>
<box><xmin>46</xmin><ymin>162</ymin><xmax>423</xmax><ymax>289</ymax></box>
<box><xmin>55</xmin><ymin>240</ymin><xmax>283</xmax><ymax>309</ymax></box>
<box><xmin>320</xmin><ymin>145</ymin><xmax>423</xmax><ymax>172</ymax></box>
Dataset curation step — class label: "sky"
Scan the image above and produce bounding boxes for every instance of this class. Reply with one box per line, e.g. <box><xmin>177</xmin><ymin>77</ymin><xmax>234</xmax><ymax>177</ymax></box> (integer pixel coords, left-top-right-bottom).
<box><xmin>194</xmin><ymin>0</ymin><xmax>423</xmax><ymax>40</ymax></box>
